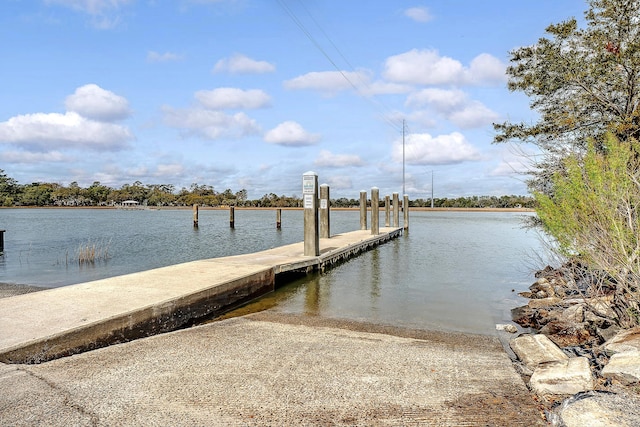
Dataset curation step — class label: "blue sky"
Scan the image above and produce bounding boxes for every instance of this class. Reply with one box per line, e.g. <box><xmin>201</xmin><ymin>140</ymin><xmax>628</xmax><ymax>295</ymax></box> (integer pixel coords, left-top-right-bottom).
<box><xmin>0</xmin><ymin>0</ymin><xmax>588</xmax><ymax>200</ymax></box>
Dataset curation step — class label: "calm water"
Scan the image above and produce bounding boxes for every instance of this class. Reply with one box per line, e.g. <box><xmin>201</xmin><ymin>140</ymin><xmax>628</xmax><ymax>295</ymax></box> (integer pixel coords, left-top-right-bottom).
<box><xmin>0</xmin><ymin>208</ymin><xmax>544</xmax><ymax>334</ymax></box>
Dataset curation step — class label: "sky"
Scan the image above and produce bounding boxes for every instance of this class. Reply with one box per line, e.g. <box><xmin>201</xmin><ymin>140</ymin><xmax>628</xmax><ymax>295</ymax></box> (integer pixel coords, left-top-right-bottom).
<box><xmin>0</xmin><ymin>0</ymin><xmax>590</xmax><ymax>200</ymax></box>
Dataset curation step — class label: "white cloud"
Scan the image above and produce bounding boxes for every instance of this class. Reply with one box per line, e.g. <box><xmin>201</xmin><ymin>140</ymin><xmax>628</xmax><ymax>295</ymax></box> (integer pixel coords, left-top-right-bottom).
<box><xmin>0</xmin><ymin>150</ymin><xmax>68</xmax><ymax>163</ymax></box>
<box><xmin>284</xmin><ymin>70</ymin><xmax>368</xmax><ymax>95</ymax></box>
<box><xmin>325</xmin><ymin>175</ymin><xmax>353</xmax><ymax>190</ymax></box>
<box><xmin>315</xmin><ymin>150</ymin><xmax>364</xmax><ymax>167</ymax></box>
<box><xmin>404</xmin><ymin>7</ymin><xmax>432</xmax><ymax>23</ymax></box>
<box><xmin>383</xmin><ymin>49</ymin><xmax>506</xmax><ymax>86</ymax></box>
<box><xmin>147</xmin><ymin>51</ymin><xmax>183</xmax><ymax>63</ymax></box>
<box><xmin>213</xmin><ymin>54</ymin><xmax>275</xmax><ymax>74</ymax></box>
<box><xmin>162</xmin><ymin>106</ymin><xmax>261</xmax><ymax>140</ymax></box>
<box><xmin>405</xmin><ymin>88</ymin><xmax>499</xmax><ymax>129</ymax></box>
<box><xmin>154</xmin><ymin>163</ymin><xmax>186</xmax><ymax>177</ymax></box>
<box><xmin>393</xmin><ymin>132</ymin><xmax>481</xmax><ymax>165</ymax></box>
<box><xmin>65</xmin><ymin>84</ymin><xmax>131</xmax><ymax>121</ymax></box>
<box><xmin>0</xmin><ymin>112</ymin><xmax>132</xmax><ymax>151</ymax></box>
<box><xmin>468</xmin><ymin>53</ymin><xmax>507</xmax><ymax>85</ymax></box>
<box><xmin>361</xmin><ymin>81</ymin><xmax>412</xmax><ymax>96</ymax></box>
<box><xmin>406</xmin><ymin>88</ymin><xmax>467</xmax><ymax>111</ymax></box>
<box><xmin>448</xmin><ymin>102</ymin><xmax>499</xmax><ymax>129</ymax></box>
<box><xmin>195</xmin><ymin>88</ymin><xmax>271</xmax><ymax>110</ymax></box>
<box><xmin>264</xmin><ymin>121</ymin><xmax>320</xmax><ymax>146</ymax></box>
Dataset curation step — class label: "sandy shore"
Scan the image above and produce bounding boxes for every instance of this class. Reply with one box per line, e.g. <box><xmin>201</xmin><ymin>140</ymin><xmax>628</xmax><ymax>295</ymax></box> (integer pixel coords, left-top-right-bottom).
<box><xmin>0</xmin><ymin>283</ymin><xmax>47</xmax><ymax>299</ymax></box>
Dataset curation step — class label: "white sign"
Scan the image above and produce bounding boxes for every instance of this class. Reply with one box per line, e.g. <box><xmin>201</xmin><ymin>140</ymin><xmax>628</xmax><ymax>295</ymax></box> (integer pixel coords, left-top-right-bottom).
<box><xmin>304</xmin><ymin>194</ymin><xmax>314</xmax><ymax>209</ymax></box>
<box><xmin>320</xmin><ymin>199</ymin><xmax>328</xmax><ymax>209</ymax></box>
<box><xmin>302</xmin><ymin>175</ymin><xmax>315</xmax><ymax>194</ymax></box>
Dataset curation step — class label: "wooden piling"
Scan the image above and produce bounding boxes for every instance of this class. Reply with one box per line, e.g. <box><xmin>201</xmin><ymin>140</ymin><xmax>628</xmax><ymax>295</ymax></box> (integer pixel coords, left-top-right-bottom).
<box><xmin>360</xmin><ymin>190</ymin><xmax>367</xmax><ymax>230</ymax></box>
<box><xmin>0</xmin><ymin>230</ymin><xmax>5</xmax><ymax>254</ymax></box>
<box><xmin>229</xmin><ymin>206</ymin><xmax>235</xmax><ymax>229</ymax></box>
<box><xmin>371</xmin><ymin>188</ymin><xmax>379</xmax><ymax>235</ymax></box>
<box><xmin>320</xmin><ymin>184</ymin><xmax>330</xmax><ymax>238</ymax></box>
<box><xmin>403</xmin><ymin>195</ymin><xmax>410</xmax><ymax>231</ymax></box>
<box><xmin>193</xmin><ymin>205</ymin><xmax>199</xmax><ymax>228</ymax></box>
<box><xmin>385</xmin><ymin>195</ymin><xmax>390</xmax><ymax>227</ymax></box>
<box><xmin>393</xmin><ymin>193</ymin><xmax>399</xmax><ymax>227</ymax></box>
<box><xmin>276</xmin><ymin>208</ymin><xmax>282</xmax><ymax>229</ymax></box>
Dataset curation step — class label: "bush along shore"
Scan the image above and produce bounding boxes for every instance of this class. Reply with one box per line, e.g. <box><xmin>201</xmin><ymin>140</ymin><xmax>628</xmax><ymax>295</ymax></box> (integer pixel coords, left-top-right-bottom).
<box><xmin>505</xmin><ymin>263</ymin><xmax>640</xmax><ymax>425</ymax></box>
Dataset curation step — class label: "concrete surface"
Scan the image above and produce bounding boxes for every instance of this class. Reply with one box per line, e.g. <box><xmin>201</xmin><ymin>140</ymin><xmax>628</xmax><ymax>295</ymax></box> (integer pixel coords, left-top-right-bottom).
<box><xmin>0</xmin><ymin>312</ymin><xmax>546</xmax><ymax>426</ymax></box>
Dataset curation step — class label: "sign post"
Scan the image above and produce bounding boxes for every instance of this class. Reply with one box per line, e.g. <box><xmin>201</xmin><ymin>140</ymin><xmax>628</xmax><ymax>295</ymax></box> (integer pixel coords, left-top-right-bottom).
<box><xmin>303</xmin><ymin>171</ymin><xmax>319</xmax><ymax>256</ymax></box>
<box><xmin>320</xmin><ymin>184</ymin><xmax>330</xmax><ymax>238</ymax></box>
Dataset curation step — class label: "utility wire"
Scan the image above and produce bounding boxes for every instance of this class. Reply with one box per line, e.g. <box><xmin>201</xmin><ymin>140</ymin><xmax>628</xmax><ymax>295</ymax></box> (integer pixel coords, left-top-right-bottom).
<box><xmin>277</xmin><ymin>0</ymin><xmax>403</xmax><ymax>133</ymax></box>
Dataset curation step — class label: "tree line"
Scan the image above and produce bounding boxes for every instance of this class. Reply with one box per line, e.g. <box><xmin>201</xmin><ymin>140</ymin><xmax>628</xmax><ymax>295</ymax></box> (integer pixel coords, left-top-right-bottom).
<box><xmin>0</xmin><ymin>170</ymin><xmax>533</xmax><ymax>209</ymax></box>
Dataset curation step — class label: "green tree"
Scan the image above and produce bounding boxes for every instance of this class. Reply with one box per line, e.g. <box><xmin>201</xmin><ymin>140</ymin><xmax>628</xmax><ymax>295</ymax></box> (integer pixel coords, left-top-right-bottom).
<box><xmin>19</xmin><ymin>183</ymin><xmax>54</xmax><ymax>206</ymax></box>
<box><xmin>494</xmin><ymin>0</ymin><xmax>640</xmax><ymax>191</ymax></box>
<box><xmin>0</xmin><ymin>169</ymin><xmax>19</xmax><ymax>206</ymax></box>
<box><xmin>86</xmin><ymin>181</ymin><xmax>112</xmax><ymax>205</ymax></box>
<box><xmin>535</xmin><ymin>134</ymin><xmax>640</xmax><ymax>327</ymax></box>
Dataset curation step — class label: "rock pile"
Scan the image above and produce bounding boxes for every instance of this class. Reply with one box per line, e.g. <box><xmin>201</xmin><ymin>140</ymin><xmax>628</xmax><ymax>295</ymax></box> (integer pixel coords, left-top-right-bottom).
<box><xmin>505</xmin><ymin>264</ymin><xmax>640</xmax><ymax>425</ymax></box>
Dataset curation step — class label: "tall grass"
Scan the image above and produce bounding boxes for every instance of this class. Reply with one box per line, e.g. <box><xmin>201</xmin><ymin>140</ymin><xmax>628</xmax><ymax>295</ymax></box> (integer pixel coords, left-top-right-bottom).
<box><xmin>76</xmin><ymin>238</ymin><xmax>112</xmax><ymax>265</ymax></box>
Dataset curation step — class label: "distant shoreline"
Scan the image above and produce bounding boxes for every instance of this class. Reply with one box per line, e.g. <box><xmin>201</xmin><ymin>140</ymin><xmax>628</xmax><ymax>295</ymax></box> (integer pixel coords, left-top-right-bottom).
<box><xmin>0</xmin><ymin>206</ymin><xmax>534</xmax><ymax>212</ymax></box>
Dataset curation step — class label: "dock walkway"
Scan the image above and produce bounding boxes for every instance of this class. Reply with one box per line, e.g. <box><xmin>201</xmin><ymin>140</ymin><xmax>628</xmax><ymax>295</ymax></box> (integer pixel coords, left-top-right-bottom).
<box><xmin>0</xmin><ymin>227</ymin><xmax>402</xmax><ymax>364</ymax></box>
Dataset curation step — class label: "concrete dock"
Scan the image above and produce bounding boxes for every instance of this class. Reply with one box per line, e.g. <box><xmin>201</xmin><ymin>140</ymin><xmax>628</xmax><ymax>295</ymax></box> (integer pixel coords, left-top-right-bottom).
<box><xmin>0</xmin><ymin>227</ymin><xmax>402</xmax><ymax>364</ymax></box>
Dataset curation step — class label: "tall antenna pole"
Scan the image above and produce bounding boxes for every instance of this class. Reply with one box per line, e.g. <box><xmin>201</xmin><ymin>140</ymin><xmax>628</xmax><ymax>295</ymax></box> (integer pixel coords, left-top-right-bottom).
<box><xmin>431</xmin><ymin>170</ymin><xmax>434</xmax><ymax>208</ymax></box>
<box><xmin>402</xmin><ymin>119</ymin><xmax>406</xmax><ymax>197</ymax></box>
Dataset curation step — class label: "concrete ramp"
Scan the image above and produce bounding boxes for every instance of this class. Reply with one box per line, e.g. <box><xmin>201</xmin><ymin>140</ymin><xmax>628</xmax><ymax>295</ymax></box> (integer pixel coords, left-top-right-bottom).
<box><xmin>0</xmin><ymin>228</ymin><xmax>401</xmax><ymax>363</ymax></box>
<box><xmin>0</xmin><ymin>314</ymin><xmax>546</xmax><ymax>426</ymax></box>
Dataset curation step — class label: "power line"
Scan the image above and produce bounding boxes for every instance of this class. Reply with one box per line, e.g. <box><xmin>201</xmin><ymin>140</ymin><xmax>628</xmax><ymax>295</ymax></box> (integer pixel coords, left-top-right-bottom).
<box><xmin>276</xmin><ymin>0</ymin><xmax>403</xmax><ymax>133</ymax></box>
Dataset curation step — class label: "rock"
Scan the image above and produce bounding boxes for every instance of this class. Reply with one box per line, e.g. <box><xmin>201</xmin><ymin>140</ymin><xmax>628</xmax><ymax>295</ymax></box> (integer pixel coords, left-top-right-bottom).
<box><xmin>511</xmin><ymin>305</ymin><xmax>539</xmax><ymax>328</ymax></box>
<box><xmin>528</xmin><ymin>297</ymin><xmax>562</xmax><ymax>309</ymax></box>
<box><xmin>529</xmin><ymin>357</ymin><xmax>594</xmax><ymax>396</ymax></box>
<box><xmin>535</xmin><ymin>265</ymin><xmax>554</xmax><ymax>278</ymax></box>
<box><xmin>510</xmin><ymin>334</ymin><xmax>568</xmax><ymax>370</ymax></box>
<box><xmin>495</xmin><ymin>323</ymin><xmax>517</xmax><ymax>333</ymax></box>
<box><xmin>518</xmin><ymin>291</ymin><xmax>534</xmax><ymax>299</ymax></box>
<box><xmin>596</xmin><ymin>325</ymin><xmax>621</xmax><ymax>343</ymax></box>
<box><xmin>560</xmin><ymin>304</ymin><xmax>584</xmax><ymax>324</ymax></box>
<box><xmin>585</xmin><ymin>309</ymin><xmax>613</xmax><ymax>328</ymax></box>
<box><xmin>603</xmin><ymin>327</ymin><xmax>640</xmax><ymax>354</ymax></box>
<box><xmin>585</xmin><ymin>296</ymin><xmax>616</xmax><ymax>319</ymax></box>
<box><xmin>539</xmin><ymin>321</ymin><xmax>595</xmax><ymax>348</ymax></box>
<box><xmin>529</xmin><ymin>278</ymin><xmax>557</xmax><ymax>299</ymax></box>
<box><xmin>552</xmin><ymin>391</ymin><xmax>640</xmax><ymax>427</ymax></box>
<box><xmin>601</xmin><ymin>350</ymin><xmax>640</xmax><ymax>385</ymax></box>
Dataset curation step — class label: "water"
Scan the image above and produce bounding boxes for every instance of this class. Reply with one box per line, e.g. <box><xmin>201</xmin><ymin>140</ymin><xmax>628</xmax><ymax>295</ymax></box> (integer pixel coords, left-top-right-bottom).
<box><xmin>0</xmin><ymin>208</ymin><xmax>544</xmax><ymax>334</ymax></box>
